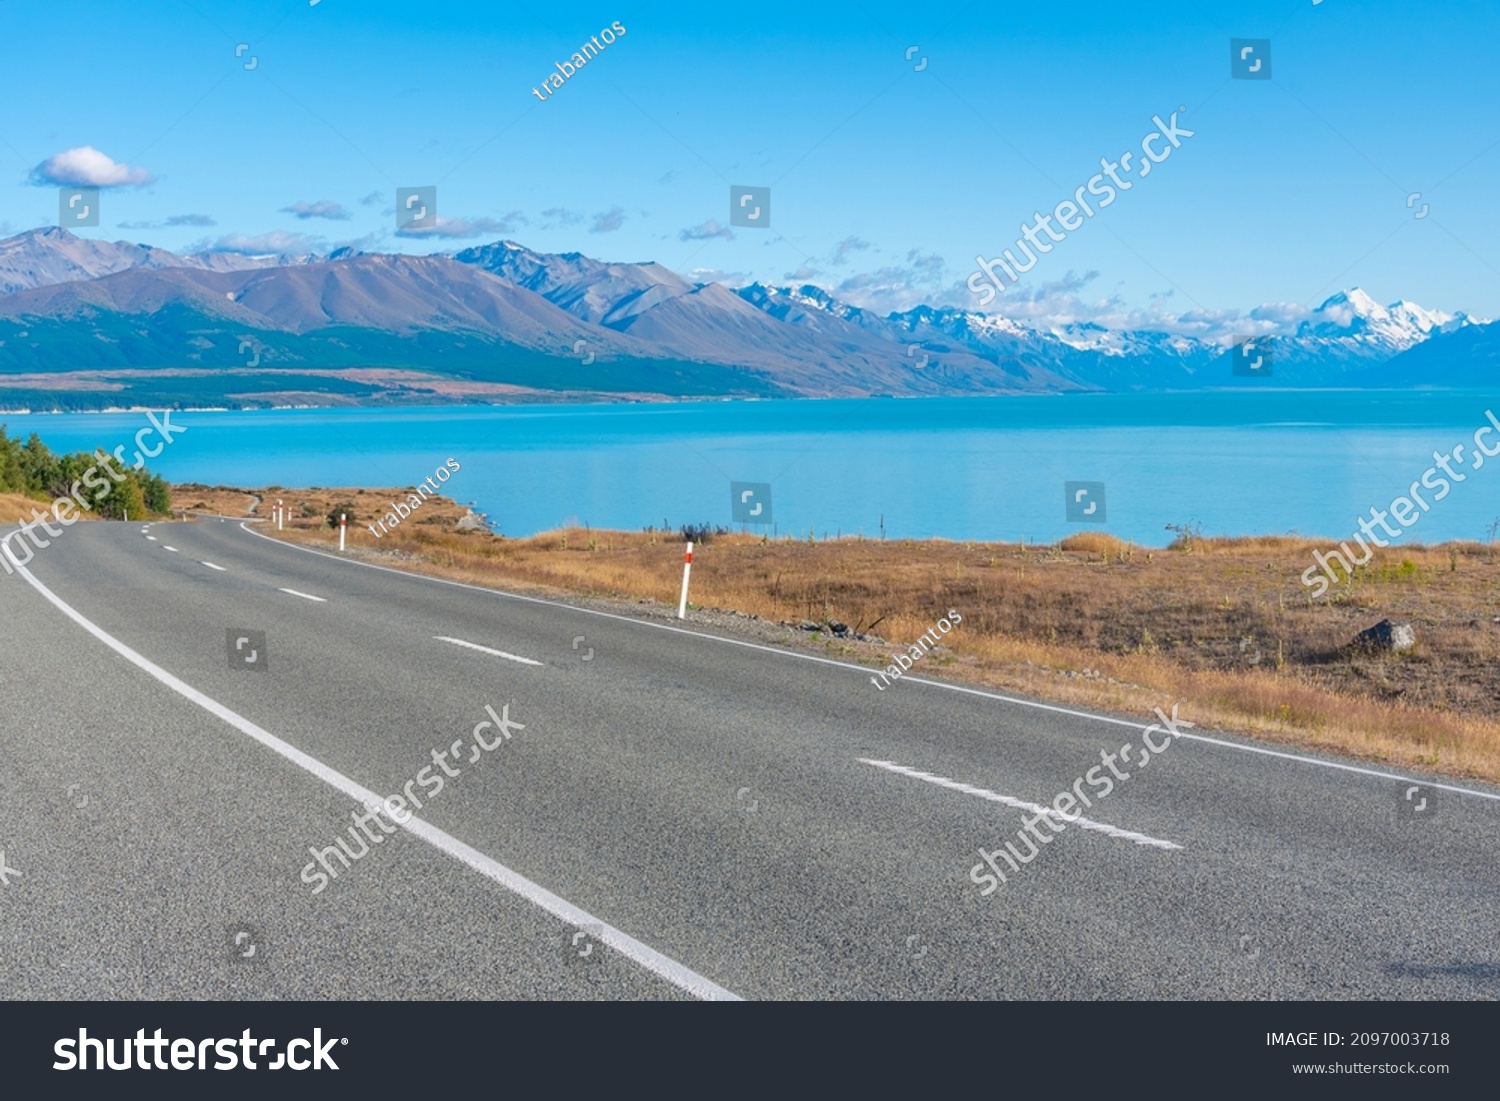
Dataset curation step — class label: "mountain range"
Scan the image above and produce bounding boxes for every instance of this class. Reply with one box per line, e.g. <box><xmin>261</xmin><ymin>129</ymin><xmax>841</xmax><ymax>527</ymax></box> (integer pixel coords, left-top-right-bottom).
<box><xmin>0</xmin><ymin>227</ymin><xmax>1489</xmax><ymax>409</ymax></box>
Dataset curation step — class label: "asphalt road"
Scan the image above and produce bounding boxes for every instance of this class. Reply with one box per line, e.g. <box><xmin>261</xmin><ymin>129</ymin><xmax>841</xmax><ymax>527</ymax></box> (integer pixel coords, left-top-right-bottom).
<box><xmin>2</xmin><ymin>516</ymin><xmax>1497</xmax><ymax>1000</ymax></box>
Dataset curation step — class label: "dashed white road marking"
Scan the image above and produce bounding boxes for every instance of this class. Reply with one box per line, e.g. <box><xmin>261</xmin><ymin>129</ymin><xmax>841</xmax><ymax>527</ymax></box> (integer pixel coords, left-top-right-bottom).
<box><xmin>163</xmin><ymin>546</ymin><xmax>178</xmax><ymax>553</ymax></box>
<box><xmin>200</xmin><ymin>562</ymin><xmax>226</xmax><ymax>571</ymax></box>
<box><xmin>278</xmin><ymin>587</ymin><xmax>326</xmax><ymax>602</ymax></box>
<box><xmin>434</xmin><ymin>635</ymin><xmax>544</xmax><ymax>666</ymax></box>
<box><xmin>240</xmin><ymin>521</ymin><xmax>1500</xmax><ymax>806</ymax></box>
<box><xmin>859</xmin><ymin>758</ymin><xmax>1184</xmax><ymax>851</ymax></box>
<box><xmin>145</xmin><ymin>536</ymin><xmax>157</xmax><ymax>541</ymax></box>
<box><xmin>0</xmin><ymin>529</ymin><xmax>739</xmax><ymax>1002</ymax></box>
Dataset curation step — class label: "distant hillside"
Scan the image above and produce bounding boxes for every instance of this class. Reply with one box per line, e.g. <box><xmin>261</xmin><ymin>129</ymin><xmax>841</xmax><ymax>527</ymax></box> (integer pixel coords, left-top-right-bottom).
<box><xmin>0</xmin><ymin>228</ymin><xmax>1487</xmax><ymax>410</ymax></box>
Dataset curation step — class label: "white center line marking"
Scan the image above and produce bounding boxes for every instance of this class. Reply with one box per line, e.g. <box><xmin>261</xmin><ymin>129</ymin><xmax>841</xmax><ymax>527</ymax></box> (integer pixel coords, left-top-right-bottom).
<box><xmin>859</xmin><ymin>758</ymin><xmax>1184</xmax><ymax>851</ymax></box>
<box><xmin>0</xmin><ymin>531</ymin><xmax>736</xmax><ymax>1002</ymax></box>
<box><xmin>145</xmin><ymin>536</ymin><xmax>157</xmax><ymax>541</ymax></box>
<box><xmin>163</xmin><ymin>546</ymin><xmax>178</xmax><ymax>553</ymax></box>
<box><xmin>200</xmin><ymin>562</ymin><xmax>226</xmax><ymax>571</ymax></box>
<box><xmin>241</xmin><ymin>522</ymin><xmax>1500</xmax><ymax>806</ymax></box>
<box><xmin>278</xmin><ymin>587</ymin><xmax>327</xmax><ymax>602</ymax></box>
<box><xmin>434</xmin><ymin>635</ymin><xmax>544</xmax><ymax>666</ymax></box>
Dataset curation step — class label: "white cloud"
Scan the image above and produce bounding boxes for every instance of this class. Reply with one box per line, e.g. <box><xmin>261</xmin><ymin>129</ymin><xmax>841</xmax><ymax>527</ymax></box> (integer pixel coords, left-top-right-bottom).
<box><xmin>395</xmin><ymin>214</ymin><xmax>519</xmax><ymax>239</ymax></box>
<box><xmin>590</xmin><ymin>206</ymin><xmax>626</xmax><ymax>234</ymax></box>
<box><xmin>120</xmin><ymin>213</ymin><xmax>217</xmax><ymax>230</ymax></box>
<box><xmin>199</xmin><ymin>230</ymin><xmax>320</xmax><ymax>256</ymax></box>
<box><xmin>686</xmin><ymin>266</ymin><xmax>749</xmax><ymax>285</ymax></box>
<box><xmin>831</xmin><ymin>249</ymin><xmax>950</xmax><ymax>313</ymax></box>
<box><xmin>281</xmin><ymin>200</ymin><xmax>351</xmax><ymax>221</ymax></box>
<box><xmin>830</xmin><ymin>236</ymin><xmax>870</xmax><ymax>265</ymax></box>
<box><xmin>29</xmin><ymin>146</ymin><xmax>154</xmax><ymax>188</ymax></box>
<box><xmin>679</xmin><ymin>219</ymin><xmax>733</xmax><ymax>241</ymax></box>
<box><xmin>950</xmin><ymin>270</ymin><xmax>1295</xmax><ymax>345</ymax></box>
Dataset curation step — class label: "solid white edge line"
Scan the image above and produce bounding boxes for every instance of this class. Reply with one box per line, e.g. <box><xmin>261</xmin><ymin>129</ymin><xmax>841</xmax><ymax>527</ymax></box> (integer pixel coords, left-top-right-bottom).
<box><xmin>434</xmin><ymin>635</ymin><xmax>544</xmax><ymax>666</ymax></box>
<box><xmin>859</xmin><ymin>758</ymin><xmax>1183</xmax><ymax>850</ymax></box>
<box><xmin>0</xmin><ymin>529</ymin><xmax>740</xmax><ymax>1002</ymax></box>
<box><xmin>278</xmin><ymin>587</ymin><xmax>327</xmax><ymax>602</ymax></box>
<box><xmin>235</xmin><ymin>522</ymin><xmax>1500</xmax><ymax>806</ymax></box>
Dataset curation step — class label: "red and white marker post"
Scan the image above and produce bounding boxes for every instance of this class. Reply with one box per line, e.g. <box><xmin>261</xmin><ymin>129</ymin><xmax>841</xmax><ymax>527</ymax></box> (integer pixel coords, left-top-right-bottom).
<box><xmin>338</xmin><ymin>512</ymin><xmax>346</xmax><ymax>552</ymax></box>
<box><xmin>677</xmin><ymin>541</ymin><xmax>693</xmax><ymax>619</ymax></box>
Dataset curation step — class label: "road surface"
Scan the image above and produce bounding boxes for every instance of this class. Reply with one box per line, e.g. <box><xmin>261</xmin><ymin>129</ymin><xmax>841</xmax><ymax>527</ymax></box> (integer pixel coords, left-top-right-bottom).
<box><xmin>1</xmin><ymin>517</ymin><xmax>1497</xmax><ymax>1000</ymax></box>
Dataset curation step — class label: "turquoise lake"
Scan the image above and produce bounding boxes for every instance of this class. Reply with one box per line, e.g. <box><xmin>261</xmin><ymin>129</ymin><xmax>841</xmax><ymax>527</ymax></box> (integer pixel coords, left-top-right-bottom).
<box><xmin>6</xmin><ymin>391</ymin><xmax>1500</xmax><ymax>547</ymax></box>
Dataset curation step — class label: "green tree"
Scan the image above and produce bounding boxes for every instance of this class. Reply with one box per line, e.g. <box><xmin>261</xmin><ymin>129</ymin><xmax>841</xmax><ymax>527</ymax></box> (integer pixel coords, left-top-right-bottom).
<box><xmin>140</xmin><ymin>471</ymin><xmax>171</xmax><ymax>514</ymax></box>
<box><xmin>0</xmin><ymin>427</ymin><xmax>25</xmax><ymax>493</ymax></box>
<box><xmin>93</xmin><ymin>475</ymin><xmax>145</xmax><ymax>520</ymax></box>
<box><xmin>17</xmin><ymin>434</ymin><xmax>61</xmax><ymax>496</ymax></box>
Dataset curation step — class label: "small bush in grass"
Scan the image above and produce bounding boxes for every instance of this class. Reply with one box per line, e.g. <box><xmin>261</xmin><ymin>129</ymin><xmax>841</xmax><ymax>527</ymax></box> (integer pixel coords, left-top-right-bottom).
<box><xmin>1060</xmin><ymin>532</ymin><xmax>1130</xmax><ymax>556</ymax></box>
<box><xmin>326</xmin><ymin>502</ymin><xmax>358</xmax><ymax>528</ymax></box>
<box><xmin>680</xmin><ymin>522</ymin><xmax>728</xmax><ymax>544</ymax></box>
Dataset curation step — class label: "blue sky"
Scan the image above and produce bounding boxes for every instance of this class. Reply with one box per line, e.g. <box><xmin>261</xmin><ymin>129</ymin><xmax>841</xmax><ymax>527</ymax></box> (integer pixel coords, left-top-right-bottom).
<box><xmin>2</xmin><ymin>0</ymin><xmax>1497</xmax><ymax>332</ymax></box>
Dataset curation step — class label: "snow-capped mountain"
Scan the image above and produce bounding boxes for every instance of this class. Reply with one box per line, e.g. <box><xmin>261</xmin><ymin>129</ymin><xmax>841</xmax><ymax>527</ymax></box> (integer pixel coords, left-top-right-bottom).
<box><xmin>1267</xmin><ymin>286</ymin><xmax>1473</xmax><ymax>368</ymax></box>
<box><xmin>740</xmin><ymin>283</ymin><xmax>1483</xmax><ymax>389</ymax></box>
<box><xmin>0</xmin><ymin>228</ymin><xmax>1488</xmax><ymax>407</ymax></box>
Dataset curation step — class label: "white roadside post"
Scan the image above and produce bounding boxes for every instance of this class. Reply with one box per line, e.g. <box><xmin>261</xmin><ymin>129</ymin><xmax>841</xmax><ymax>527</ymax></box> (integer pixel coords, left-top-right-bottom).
<box><xmin>277</xmin><ymin>498</ymin><xmax>284</xmax><ymax>531</ymax></box>
<box><xmin>339</xmin><ymin>513</ymin><xmax>346</xmax><ymax>552</ymax></box>
<box><xmin>677</xmin><ymin>541</ymin><xmax>693</xmax><ymax>619</ymax></box>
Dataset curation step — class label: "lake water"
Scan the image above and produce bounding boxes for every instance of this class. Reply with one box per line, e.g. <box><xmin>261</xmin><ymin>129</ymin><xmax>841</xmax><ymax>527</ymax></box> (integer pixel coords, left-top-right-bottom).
<box><xmin>6</xmin><ymin>391</ymin><xmax>1500</xmax><ymax>547</ymax></box>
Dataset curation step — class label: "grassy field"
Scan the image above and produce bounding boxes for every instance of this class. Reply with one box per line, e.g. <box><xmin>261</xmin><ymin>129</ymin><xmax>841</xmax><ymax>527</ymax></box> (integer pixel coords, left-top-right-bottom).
<box><xmin>1</xmin><ymin>491</ymin><xmax>52</xmax><ymax>518</ymax></box>
<box><xmin>177</xmin><ymin>482</ymin><xmax>1500</xmax><ymax>784</ymax></box>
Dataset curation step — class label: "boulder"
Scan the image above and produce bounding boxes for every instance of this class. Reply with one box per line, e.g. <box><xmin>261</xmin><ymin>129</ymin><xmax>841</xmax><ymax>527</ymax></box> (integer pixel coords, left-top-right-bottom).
<box><xmin>455</xmin><ymin>508</ymin><xmax>490</xmax><ymax>532</ymax></box>
<box><xmin>1351</xmin><ymin>619</ymin><xmax>1416</xmax><ymax>653</ymax></box>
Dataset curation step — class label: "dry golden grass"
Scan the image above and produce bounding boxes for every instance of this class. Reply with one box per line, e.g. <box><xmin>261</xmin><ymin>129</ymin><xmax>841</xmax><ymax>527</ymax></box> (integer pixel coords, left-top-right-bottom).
<box><xmin>184</xmin><ymin>482</ymin><xmax>1500</xmax><ymax>784</ymax></box>
<box><xmin>1</xmin><ymin>491</ymin><xmax>50</xmax><ymax>519</ymax></box>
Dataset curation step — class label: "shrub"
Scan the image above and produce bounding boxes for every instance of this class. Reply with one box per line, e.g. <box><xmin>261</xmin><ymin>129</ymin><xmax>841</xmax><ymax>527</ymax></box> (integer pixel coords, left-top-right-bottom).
<box><xmin>326</xmin><ymin>502</ymin><xmax>358</xmax><ymax>528</ymax></box>
<box><xmin>680</xmin><ymin>522</ymin><xmax>728</xmax><ymax>544</ymax></box>
<box><xmin>1165</xmin><ymin>520</ymin><xmax>1204</xmax><ymax>551</ymax></box>
<box><xmin>1060</xmin><ymin>532</ymin><xmax>1129</xmax><ymax>555</ymax></box>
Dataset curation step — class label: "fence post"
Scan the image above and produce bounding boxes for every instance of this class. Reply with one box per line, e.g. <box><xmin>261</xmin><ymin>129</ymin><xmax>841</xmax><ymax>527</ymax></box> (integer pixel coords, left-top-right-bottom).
<box><xmin>677</xmin><ymin>541</ymin><xmax>693</xmax><ymax>619</ymax></box>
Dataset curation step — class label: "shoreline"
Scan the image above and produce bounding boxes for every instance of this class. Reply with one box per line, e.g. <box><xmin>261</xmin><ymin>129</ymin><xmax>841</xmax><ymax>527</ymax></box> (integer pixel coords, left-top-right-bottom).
<box><xmin>2</xmin><ymin>383</ymin><xmax>1497</xmax><ymax>417</ymax></box>
<box><xmin>176</xmin><ymin>481</ymin><xmax>1500</xmax><ymax>787</ymax></box>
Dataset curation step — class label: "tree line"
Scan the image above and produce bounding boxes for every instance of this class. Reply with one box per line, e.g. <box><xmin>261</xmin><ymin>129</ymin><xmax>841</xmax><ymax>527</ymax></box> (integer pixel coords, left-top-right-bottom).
<box><xmin>0</xmin><ymin>425</ymin><xmax>171</xmax><ymax>519</ymax></box>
